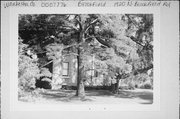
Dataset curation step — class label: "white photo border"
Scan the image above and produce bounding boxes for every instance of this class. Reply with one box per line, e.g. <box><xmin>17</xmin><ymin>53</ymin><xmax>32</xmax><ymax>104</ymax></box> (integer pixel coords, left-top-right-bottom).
<box><xmin>9</xmin><ymin>6</ymin><xmax>160</xmax><ymax>111</ymax></box>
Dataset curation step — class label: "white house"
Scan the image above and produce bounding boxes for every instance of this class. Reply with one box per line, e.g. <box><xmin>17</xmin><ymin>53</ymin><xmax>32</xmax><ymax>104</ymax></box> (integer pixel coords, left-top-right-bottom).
<box><xmin>51</xmin><ymin>54</ymin><xmax>109</xmax><ymax>89</ymax></box>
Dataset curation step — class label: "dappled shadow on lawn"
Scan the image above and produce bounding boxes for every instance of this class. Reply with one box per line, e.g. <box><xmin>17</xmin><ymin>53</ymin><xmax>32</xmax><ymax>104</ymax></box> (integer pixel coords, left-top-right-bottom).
<box><xmin>40</xmin><ymin>89</ymin><xmax>93</xmax><ymax>102</ymax></box>
<box><xmin>115</xmin><ymin>90</ymin><xmax>153</xmax><ymax>104</ymax></box>
<box><xmin>85</xmin><ymin>90</ymin><xmax>113</xmax><ymax>97</ymax></box>
<box><xmin>38</xmin><ymin>89</ymin><xmax>153</xmax><ymax>104</ymax></box>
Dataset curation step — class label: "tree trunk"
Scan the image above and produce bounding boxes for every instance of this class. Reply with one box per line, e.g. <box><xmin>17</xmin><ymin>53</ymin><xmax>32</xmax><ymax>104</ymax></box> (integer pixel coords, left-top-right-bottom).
<box><xmin>111</xmin><ymin>79</ymin><xmax>120</xmax><ymax>94</ymax></box>
<box><xmin>115</xmin><ymin>79</ymin><xmax>120</xmax><ymax>93</ymax></box>
<box><xmin>76</xmin><ymin>31</ymin><xmax>85</xmax><ymax>97</ymax></box>
<box><xmin>76</xmin><ymin>79</ymin><xmax>85</xmax><ymax>97</ymax></box>
<box><xmin>75</xmin><ymin>52</ymin><xmax>85</xmax><ymax>97</ymax></box>
<box><xmin>111</xmin><ymin>83</ymin><xmax>116</xmax><ymax>93</ymax></box>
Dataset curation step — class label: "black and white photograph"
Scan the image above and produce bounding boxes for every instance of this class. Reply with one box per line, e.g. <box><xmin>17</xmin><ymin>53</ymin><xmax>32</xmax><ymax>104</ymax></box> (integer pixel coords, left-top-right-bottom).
<box><xmin>18</xmin><ymin>14</ymin><xmax>154</xmax><ymax>104</ymax></box>
<box><xmin>1</xmin><ymin>1</ymin><xmax>179</xmax><ymax>119</ymax></box>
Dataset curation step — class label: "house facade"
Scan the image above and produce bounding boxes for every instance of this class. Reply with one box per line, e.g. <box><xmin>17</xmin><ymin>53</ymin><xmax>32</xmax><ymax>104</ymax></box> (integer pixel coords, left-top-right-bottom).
<box><xmin>51</xmin><ymin>55</ymin><xmax>77</xmax><ymax>89</ymax></box>
<box><xmin>51</xmin><ymin>55</ymin><xmax>110</xmax><ymax>89</ymax></box>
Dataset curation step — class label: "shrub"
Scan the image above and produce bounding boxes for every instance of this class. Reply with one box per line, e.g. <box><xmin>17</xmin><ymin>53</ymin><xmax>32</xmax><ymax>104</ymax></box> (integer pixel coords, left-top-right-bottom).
<box><xmin>139</xmin><ymin>80</ymin><xmax>152</xmax><ymax>89</ymax></box>
<box><xmin>128</xmin><ymin>81</ymin><xmax>135</xmax><ymax>90</ymax></box>
<box><xmin>35</xmin><ymin>68</ymin><xmax>52</xmax><ymax>89</ymax></box>
<box><xmin>40</xmin><ymin>68</ymin><xmax>52</xmax><ymax>78</ymax></box>
<box><xmin>18</xmin><ymin>38</ymin><xmax>40</xmax><ymax>97</ymax></box>
<box><xmin>120</xmin><ymin>73</ymin><xmax>153</xmax><ymax>89</ymax></box>
<box><xmin>36</xmin><ymin>78</ymin><xmax>52</xmax><ymax>89</ymax></box>
<box><xmin>18</xmin><ymin>55</ymin><xmax>40</xmax><ymax>91</ymax></box>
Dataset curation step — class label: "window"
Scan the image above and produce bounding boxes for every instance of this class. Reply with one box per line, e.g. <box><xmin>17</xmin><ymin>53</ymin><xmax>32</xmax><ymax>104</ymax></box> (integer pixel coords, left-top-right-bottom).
<box><xmin>87</xmin><ymin>69</ymin><xmax>98</xmax><ymax>77</ymax></box>
<box><xmin>95</xmin><ymin>71</ymin><xmax>98</xmax><ymax>77</ymax></box>
<box><xmin>62</xmin><ymin>62</ymin><xmax>69</xmax><ymax>76</ymax></box>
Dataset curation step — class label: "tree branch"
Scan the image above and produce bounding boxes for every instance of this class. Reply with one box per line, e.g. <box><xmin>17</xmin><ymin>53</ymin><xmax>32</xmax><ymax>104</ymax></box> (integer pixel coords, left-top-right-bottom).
<box><xmin>129</xmin><ymin>36</ymin><xmax>145</xmax><ymax>47</ymax></box>
<box><xmin>74</xmin><ymin>15</ymin><xmax>82</xmax><ymax>31</ymax></box>
<box><xmin>40</xmin><ymin>60</ymin><xmax>54</xmax><ymax>68</ymax></box>
<box><xmin>129</xmin><ymin>36</ymin><xmax>153</xmax><ymax>51</ymax></box>
<box><xmin>63</xmin><ymin>42</ymin><xmax>83</xmax><ymax>50</ymax></box>
<box><xmin>61</xmin><ymin>25</ymin><xmax>79</xmax><ymax>32</ymax></box>
<box><xmin>94</xmin><ymin>36</ymin><xmax>111</xmax><ymax>48</ymax></box>
<box><xmin>63</xmin><ymin>53</ymin><xmax>79</xmax><ymax>57</ymax></box>
<box><xmin>36</xmin><ymin>51</ymin><xmax>48</xmax><ymax>54</ymax></box>
<box><xmin>65</xmin><ymin>15</ymin><xmax>70</xmax><ymax>20</ymax></box>
<box><xmin>125</xmin><ymin>14</ymin><xmax>140</xmax><ymax>29</ymax></box>
<box><xmin>134</xmin><ymin>64</ymin><xmax>153</xmax><ymax>75</ymax></box>
<box><xmin>84</xmin><ymin>18</ymin><xmax>99</xmax><ymax>33</ymax></box>
<box><xmin>84</xmin><ymin>35</ymin><xmax>95</xmax><ymax>41</ymax></box>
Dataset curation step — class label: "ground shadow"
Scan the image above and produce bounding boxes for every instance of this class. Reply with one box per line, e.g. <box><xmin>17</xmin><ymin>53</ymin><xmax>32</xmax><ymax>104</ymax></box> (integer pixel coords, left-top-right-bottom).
<box><xmin>40</xmin><ymin>89</ymin><xmax>93</xmax><ymax>102</ymax></box>
<box><xmin>39</xmin><ymin>89</ymin><xmax>153</xmax><ymax>104</ymax></box>
<box><xmin>85</xmin><ymin>90</ymin><xmax>113</xmax><ymax>97</ymax></box>
<box><xmin>115</xmin><ymin>90</ymin><xmax>153</xmax><ymax>104</ymax></box>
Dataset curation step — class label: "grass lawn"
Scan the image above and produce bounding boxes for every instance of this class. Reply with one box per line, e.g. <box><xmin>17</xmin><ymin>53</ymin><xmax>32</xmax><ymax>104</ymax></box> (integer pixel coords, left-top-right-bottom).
<box><xmin>19</xmin><ymin>89</ymin><xmax>153</xmax><ymax>104</ymax></box>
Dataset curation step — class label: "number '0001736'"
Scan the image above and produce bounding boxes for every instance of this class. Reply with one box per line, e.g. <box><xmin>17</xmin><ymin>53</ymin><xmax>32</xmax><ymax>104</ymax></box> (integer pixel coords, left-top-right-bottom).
<box><xmin>41</xmin><ymin>2</ymin><xmax>66</xmax><ymax>7</ymax></box>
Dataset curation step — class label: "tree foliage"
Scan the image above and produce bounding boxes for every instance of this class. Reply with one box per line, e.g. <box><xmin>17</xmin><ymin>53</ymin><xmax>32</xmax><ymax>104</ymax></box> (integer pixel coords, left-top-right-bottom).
<box><xmin>18</xmin><ymin>37</ymin><xmax>40</xmax><ymax>93</ymax></box>
<box><xmin>18</xmin><ymin>14</ymin><xmax>153</xmax><ymax>97</ymax></box>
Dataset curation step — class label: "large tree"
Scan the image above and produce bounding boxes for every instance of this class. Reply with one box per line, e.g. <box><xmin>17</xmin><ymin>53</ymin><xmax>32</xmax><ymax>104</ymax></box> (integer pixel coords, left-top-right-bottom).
<box><xmin>19</xmin><ymin>14</ymin><xmax>153</xmax><ymax>97</ymax></box>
